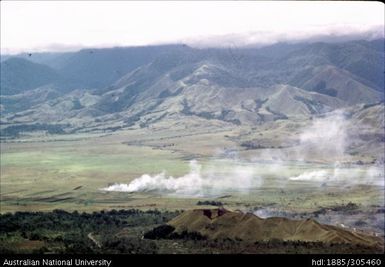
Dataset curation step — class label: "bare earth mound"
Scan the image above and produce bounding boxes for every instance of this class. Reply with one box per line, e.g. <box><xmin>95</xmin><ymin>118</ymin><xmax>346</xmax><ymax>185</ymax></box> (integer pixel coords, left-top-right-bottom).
<box><xmin>167</xmin><ymin>209</ymin><xmax>383</xmax><ymax>248</ymax></box>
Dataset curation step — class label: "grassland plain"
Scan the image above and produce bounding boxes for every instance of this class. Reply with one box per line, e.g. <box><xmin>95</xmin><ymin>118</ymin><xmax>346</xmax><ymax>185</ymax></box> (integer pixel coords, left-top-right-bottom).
<box><xmin>1</xmin><ymin>128</ymin><xmax>383</xmax><ymax>216</ymax></box>
<box><xmin>1</xmin><ymin>131</ymin><xmax>191</xmax><ymax>212</ymax></box>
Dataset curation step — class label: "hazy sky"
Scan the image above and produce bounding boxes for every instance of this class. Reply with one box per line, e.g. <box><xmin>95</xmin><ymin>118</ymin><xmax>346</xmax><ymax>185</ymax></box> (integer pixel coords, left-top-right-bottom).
<box><xmin>1</xmin><ymin>1</ymin><xmax>384</xmax><ymax>54</ymax></box>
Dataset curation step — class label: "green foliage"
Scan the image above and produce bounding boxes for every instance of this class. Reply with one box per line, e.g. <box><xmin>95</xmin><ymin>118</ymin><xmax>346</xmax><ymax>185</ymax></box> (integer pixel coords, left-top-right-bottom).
<box><xmin>103</xmin><ymin>237</ymin><xmax>157</xmax><ymax>254</ymax></box>
<box><xmin>143</xmin><ymin>225</ymin><xmax>175</xmax><ymax>240</ymax></box>
<box><xmin>196</xmin><ymin>200</ymin><xmax>223</xmax><ymax>206</ymax></box>
<box><xmin>0</xmin><ymin>123</ymin><xmax>67</xmax><ymax>138</ymax></box>
<box><xmin>0</xmin><ymin>209</ymin><xmax>180</xmax><ymax>254</ymax></box>
<box><xmin>144</xmin><ymin>224</ymin><xmax>206</xmax><ymax>241</ymax></box>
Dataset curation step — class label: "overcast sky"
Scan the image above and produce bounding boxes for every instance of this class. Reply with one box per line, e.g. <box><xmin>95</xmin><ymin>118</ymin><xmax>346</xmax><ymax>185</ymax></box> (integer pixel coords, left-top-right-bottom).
<box><xmin>1</xmin><ymin>1</ymin><xmax>384</xmax><ymax>54</ymax></box>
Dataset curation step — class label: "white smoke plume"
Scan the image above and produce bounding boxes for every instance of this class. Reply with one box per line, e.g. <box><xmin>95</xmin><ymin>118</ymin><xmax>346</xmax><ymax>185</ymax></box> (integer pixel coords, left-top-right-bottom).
<box><xmin>286</xmin><ymin>110</ymin><xmax>384</xmax><ymax>186</ymax></box>
<box><xmin>288</xmin><ymin>166</ymin><xmax>384</xmax><ymax>186</ymax></box>
<box><xmin>297</xmin><ymin>110</ymin><xmax>349</xmax><ymax>161</ymax></box>
<box><xmin>289</xmin><ymin>170</ymin><xmax>330</xmax><ymax>182</ymax></box>
<box><xmin>101</xmin><ymin>160</ymin><xmax>261</xmax><ymax>197</ymax></box>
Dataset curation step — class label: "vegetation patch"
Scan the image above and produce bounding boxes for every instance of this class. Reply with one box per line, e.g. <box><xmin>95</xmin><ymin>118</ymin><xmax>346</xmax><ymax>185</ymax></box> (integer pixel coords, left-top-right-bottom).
<box><xmin>0</xmin><ymin>123</ymin><xmax>68</xmax><ymax>138</ymax></box>
<box><xmin>144</xmin><ymin>225</ymin><xmax>207</xmax><ymax>241</ymax></box>
<box><xmin>0</xmin><ymin>209</ymin><xmax>179</xmax><ymax>254</ymax></box>
<box><xmin>197</xmin><ymin>200</ymin><xmax>224</xmax><ymax>206</ymax></box>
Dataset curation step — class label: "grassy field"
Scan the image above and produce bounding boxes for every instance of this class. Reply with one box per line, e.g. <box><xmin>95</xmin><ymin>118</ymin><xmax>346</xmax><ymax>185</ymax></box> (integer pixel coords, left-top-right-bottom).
<box><xmin>1</xmin><ymin>133</ymin><xmax>190</xmax><ymax>212</ymax></box>
<box><xmin>1</xmin><ymin>129</ymin><xmax>384</xmax><ymax>236</ymax></box>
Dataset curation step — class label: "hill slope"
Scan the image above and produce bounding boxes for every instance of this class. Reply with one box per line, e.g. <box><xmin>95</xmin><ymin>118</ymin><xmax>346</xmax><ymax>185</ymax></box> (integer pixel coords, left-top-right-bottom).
<box><xmin>0</xmin><ymin>58</ymin><xmax>61</xmax><ymax>95</ymax></box>
<box><xmin>1</xmin><ymin>39</ymin><xmax>383</xmax><ymax>133</ymax></box>
<box><xmin>166</xmin><ymin>209</ymin><xmax>383</xmax><ymax>247</ymax></box>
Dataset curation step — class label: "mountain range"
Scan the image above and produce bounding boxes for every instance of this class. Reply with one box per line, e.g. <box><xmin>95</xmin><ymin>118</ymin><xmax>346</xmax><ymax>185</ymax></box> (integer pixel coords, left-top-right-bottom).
<box><xmin>0</xmin><ymin>39</ymin><xmax>384</xmax><ymax>137</ymax></box>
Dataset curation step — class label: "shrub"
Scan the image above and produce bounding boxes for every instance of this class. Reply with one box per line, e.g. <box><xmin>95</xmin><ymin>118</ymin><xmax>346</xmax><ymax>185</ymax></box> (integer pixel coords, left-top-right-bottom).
<box><xmin>196</xmin><ymin>201</ymin><xmax>223</xmax><ymax>206</ymax></box>
<box><xmin>143</xmin><ymin>225</ymin><xmax>175</xmax><ymax>240</ymax></box>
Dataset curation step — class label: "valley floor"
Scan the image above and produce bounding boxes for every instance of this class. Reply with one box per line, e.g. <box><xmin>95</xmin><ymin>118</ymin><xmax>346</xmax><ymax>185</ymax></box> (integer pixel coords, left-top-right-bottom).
<box><xmin>0</xmin><ymin>127</ymin><xmax>384</xmax><ymax>253</ymax></box>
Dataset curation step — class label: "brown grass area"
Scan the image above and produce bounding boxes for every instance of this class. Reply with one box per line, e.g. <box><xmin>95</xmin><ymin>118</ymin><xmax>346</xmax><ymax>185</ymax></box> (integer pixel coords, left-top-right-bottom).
<box><xmin>168</xmin><ymin>208</ymin><xmax>384</xmax><ymax>249</ymax></box>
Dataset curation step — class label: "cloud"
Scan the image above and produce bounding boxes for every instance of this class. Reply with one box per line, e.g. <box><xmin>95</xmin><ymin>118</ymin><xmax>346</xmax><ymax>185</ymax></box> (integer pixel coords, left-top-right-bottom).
<box><xmin>1</xmin><ymin>1</ymin><xmax>383</xmax><ymax>54</ymax></box>
<box><xmin>186</xmin><ymin>25</ymin><xmax>384</xmax><ymax>48</ymax></box>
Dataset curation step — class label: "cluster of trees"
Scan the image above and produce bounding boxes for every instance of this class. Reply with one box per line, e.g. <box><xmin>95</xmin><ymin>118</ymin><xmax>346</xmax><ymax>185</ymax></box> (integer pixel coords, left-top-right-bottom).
<box><xmin>0</xmin><ymin>209</ymin><xmax>180</xmax><ymax>254</ymax></box>
<box><xmin>144</xmin><ymin>224</ymin><xmax>206</xmax><ymax>241</ymax></box>
<box><xmin>103</xmin><ymin>237</ymin><xmax>157</xmax><ymax>254</ymax></box>
<box><xmin>0</xmin><ymin>123</ymin><xmax>67</xmax><ymax>138</ymax></box>
<box><xmin>196</xmin><ymin>200</ymin><xmax>224</xmax><ymax>206</ymax></box>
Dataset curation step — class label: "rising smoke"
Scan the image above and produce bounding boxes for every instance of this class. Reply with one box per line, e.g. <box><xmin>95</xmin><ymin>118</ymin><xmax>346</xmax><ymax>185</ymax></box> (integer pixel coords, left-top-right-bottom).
<box><xmin>288</xmin><ymin>110</ymin><xmax>384</xmax><ymax>185</ymax></box>
<box><xmin>102</xmin><ymin>110</ymin><xmax>384</xmax><ymax>196</ymax></box>
<box><xmin>102</xmin><ymin>160</ymin><xmax>261</xmax><ymax>197</ymax></box>
<box><xmin>297</xmin><ymin>110</ymin><xmax>349</xmax><ymax>161</ymax></box>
